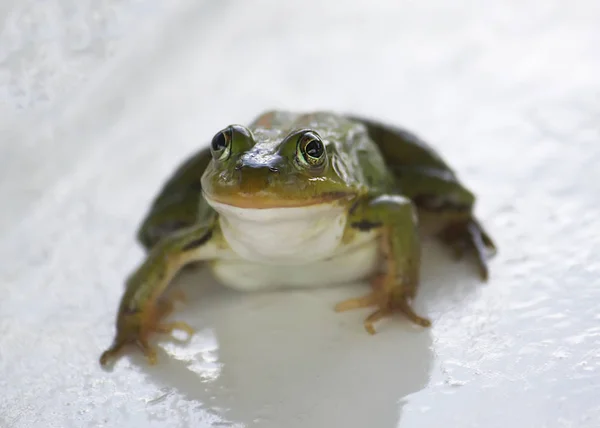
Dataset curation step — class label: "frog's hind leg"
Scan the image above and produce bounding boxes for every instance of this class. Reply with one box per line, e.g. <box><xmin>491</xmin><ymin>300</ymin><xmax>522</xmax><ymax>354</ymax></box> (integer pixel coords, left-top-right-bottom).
<box><xmin>350</xmin><ymin>114</ymin><xmax>497</xmax><ymax>281</ymax></box>
<box><xmin>436</xmin><ymin>216</ymin><xmax>497</xmax><ymax>281</ymax></box>
<box><xmin>334</xmin><ymin>195</ymin><xmax>431</xmax><ymax>334</ymax></box>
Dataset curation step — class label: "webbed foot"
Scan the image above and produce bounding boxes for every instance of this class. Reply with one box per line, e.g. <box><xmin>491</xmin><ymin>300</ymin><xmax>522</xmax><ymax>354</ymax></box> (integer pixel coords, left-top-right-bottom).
<box><xmin>99</xmin><ymin>294</ymin><xmax>194</xmax><ymax>367</ymax></box>
<box><xmin>335</xmin><ymin>275</ymin><xmax>431</xmax><ymax>334</ymax></box>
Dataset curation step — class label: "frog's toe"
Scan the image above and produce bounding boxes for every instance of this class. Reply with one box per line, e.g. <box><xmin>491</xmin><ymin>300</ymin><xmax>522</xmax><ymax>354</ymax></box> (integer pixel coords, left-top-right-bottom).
<box><xmin>392</xmin><ymin>293</ymin><xmax>431</xmax><ymax>328</ymax></box>
<box><xmin>473</xmin><ymin>247</ymin><xmax>490</xmax><ymax>281</ymax></box>
<box><xmin>99</xmin><ymin>343</ymin><xmax>123</xmax><ymax>367</ymax></box>
<box><xmin>481</xmin><ymin>229</ymin><xmax>497</xmax><ymax>256</ymax></box>
<box><xmin>154</xmin><ymin>290</ymin><xmax>188</xmax><ymax>322</ymax></box>
<box><xmin>467</xmin><ymin>220</ymin><xmax>495</xmax><ymax>280</ymax></box>
<box><xmin>99</xmin><ymin>318</ymin><xmax>193</xmax><ymax>367</ymax></box>
<box><xmin>334</xmin><ymin>291</ymin><xmax>386</xmax><ymax>333</ymax></box>
<box><xmin>100</xmin><ymin>332</ymin><xmax>144</xmax><ymax>367</ymax></box>
<box><xmin>334</xmin><ymin>285</ymin><xmax>430</xmax><ymax>333</ymax></box>
<box><xmin>153</xmin><ymin>296</ymin><xmax>194</xmax><ymax>341</ymax></box>
<box><xmin>363</xmin><ymin>308</ymin><xmax>390</xmax><ymax>335</ymax></box>
<box><xmin>154</xmin><ymin>321</ymin><xmax>195</xmax><ymax>342</ymax></box>
<box><xmin>100</xmin><ymin>308</ymin><xmax>163</xmax><ymax>367</ymax></box>
<box><xmin>135</xmin><ymin>338</ymin><xmax>158</xmax><ymax>365</ymax></box>
<box><xmin>100</xmin><ymin>334</ymin><xmax>156</xmax><ymax>367</ymax></box>
<box><xmin>334</xmin><ymin>292</ymin><xmax>378</xmax><ymax>312</ymax></box>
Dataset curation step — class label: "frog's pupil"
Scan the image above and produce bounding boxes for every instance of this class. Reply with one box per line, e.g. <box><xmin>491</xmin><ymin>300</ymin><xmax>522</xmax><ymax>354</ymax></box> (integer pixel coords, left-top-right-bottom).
<box><xmin>305</xmin><ymin>140</ymin><xmax>323</xmax><ymax>158</ymax></box>
<box><xmin>211</xmin><ymin>132</ymin><xmax>227</xmax><ymax>152</ymax></box>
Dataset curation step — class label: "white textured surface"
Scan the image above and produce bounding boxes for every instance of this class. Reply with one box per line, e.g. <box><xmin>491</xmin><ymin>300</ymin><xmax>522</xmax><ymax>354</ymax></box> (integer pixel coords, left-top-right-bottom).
<box><xmin>2</xmin><ymin>1</ymin><xmax>600</xmax><ymax>427</ymax></box>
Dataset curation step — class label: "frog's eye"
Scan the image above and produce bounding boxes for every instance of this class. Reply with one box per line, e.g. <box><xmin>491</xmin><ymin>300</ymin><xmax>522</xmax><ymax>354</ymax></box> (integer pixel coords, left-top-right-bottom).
<box><xmin>297</xmin><ymin>131</ymin><xmax>326</xmax><ymax>168</ymax></box>
<box><xmin>211</xmin><ymin>125</ymin><xmax>253</xmax><ymax>161</ymax></box>
<box><xmin>211</xmin><ymin>129</ymin><xmax>230</xmax><ymax>160</ymax></box>
<box><xmin>210</xmin><ymin>128</ymin><xmax>233</xmax><ymax>161</ymax></box>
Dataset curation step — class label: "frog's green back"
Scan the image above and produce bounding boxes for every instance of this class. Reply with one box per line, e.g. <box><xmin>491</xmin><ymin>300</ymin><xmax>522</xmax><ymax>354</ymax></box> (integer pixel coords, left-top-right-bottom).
<box><xmin>347</xmin><ymin>115</ymin><xmax>475</xmax><ymax>211</ymax></box>
<box><xmin>346</xmin><ymin>116</ymin><xmax>452</xmax><ymax>171</ymax></box>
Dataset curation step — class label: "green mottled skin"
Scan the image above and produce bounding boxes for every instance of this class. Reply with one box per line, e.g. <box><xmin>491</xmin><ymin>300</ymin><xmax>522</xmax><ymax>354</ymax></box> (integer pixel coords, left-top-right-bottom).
<box><xmin>100</xmin><ymin>111</ymin><xmax>496</xmax><ymax>367</ymax></box>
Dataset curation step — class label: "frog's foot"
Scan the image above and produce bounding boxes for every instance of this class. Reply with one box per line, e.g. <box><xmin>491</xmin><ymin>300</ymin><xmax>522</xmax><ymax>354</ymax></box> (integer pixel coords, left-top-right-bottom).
<box><xmin>99</xmin><ymin>316</ymin><xmax>194</xmax><ymax>367</ymax></box>
<box><xmin>438</xmin><ymin>218</ymin><xmax>496</xmax><ymax>281</ymax></box>
<box><xmin>100</xmin><ymin>333</ymin><xmax>159</xmax><ymax>367</ymax></box>
<box><xmin>99</xmin><ymin>296</ymin><xmax>194</xmax><ymax>367</ymax></box>
<box><xmin>334</xmin><ymin>276</ymin><xmax>431</xmax><ymax>334</ymax></box>
<box><xmin>151</xmin><ymin>295</ymin><xmax>195</xmax><ymax>343</ymax></box>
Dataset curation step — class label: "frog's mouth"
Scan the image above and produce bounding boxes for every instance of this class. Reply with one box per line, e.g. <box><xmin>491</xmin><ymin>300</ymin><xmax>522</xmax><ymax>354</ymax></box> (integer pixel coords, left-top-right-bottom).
<box><xmin>203</xmin><ymin>190</ymin><xmax>354</xmax><ymax>209</ymax></box>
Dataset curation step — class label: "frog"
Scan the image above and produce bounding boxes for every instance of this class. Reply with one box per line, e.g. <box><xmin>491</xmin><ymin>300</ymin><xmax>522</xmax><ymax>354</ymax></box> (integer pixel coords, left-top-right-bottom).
<box><xmin>99</xmin><ymin>110</ymin><xmax>496</xmax><ymax>367</ymax></box>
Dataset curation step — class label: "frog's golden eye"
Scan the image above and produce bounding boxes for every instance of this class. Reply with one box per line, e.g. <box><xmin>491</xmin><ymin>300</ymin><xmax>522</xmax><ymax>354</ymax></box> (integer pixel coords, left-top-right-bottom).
<box><xmin>211</xmin><ymin>125</ymin><xmax>253</xmax><ymax>161</ymax></box>
<box><xmin>210</xmin><ymin>128</ymin><xmax>232</xmax><ymax>161</ymax></box>
<box><xmin>297</xmin><ymin>131</ymin><xmax>326</xmax><ymax>168</ymax></box>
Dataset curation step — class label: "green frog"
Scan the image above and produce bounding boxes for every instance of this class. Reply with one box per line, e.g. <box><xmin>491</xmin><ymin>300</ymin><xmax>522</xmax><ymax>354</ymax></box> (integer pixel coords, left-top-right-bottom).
<box><xmin>99</xmin><ymin>111</ymin><xmax>496</xmax><ymax>367</ymax></box>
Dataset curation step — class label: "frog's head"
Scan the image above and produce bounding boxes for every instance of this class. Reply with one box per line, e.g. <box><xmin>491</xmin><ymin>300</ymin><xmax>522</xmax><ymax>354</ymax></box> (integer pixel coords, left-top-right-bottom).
<box><xmin>200</xmin><ymin>125</ymin><xmax>358</xmax><ymax>209</ymax></box>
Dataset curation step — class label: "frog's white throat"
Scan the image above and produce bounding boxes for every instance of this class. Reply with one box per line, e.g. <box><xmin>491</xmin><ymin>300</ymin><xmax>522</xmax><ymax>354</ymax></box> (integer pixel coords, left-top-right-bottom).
<box><xmin>205</xmin><ymin>198</ymin><xmax>348</xmax><ymax>265</ymax></box>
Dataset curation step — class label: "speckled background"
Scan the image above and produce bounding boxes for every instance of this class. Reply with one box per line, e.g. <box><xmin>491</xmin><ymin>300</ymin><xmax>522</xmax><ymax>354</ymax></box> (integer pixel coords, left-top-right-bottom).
<box><xmin>2</xmin><ymin>1</ymin><xmax>599</xmax><ymax>427</ymax></box>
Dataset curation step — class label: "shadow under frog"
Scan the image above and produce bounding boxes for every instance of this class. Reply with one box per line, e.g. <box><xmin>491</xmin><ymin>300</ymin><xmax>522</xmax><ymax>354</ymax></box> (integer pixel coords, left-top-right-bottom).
<box><xmin>120</xmin><ymin>238</ymin><xmax>481</xmax><ymax>428</ymax></box>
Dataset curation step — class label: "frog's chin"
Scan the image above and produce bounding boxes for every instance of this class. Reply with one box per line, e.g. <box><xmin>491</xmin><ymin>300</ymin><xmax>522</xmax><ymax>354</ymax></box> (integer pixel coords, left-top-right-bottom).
<box><xmin>203</xmin><ymin>193</ymin><xmax>351</xmax><ymax>265</ymax></box>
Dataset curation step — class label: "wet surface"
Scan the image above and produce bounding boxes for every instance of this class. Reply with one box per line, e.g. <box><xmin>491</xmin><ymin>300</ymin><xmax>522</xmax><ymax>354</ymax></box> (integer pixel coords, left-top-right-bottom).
<box><xmin>2</xmin><ymin>1</ymin><xmax>600</xmax><ymax>427</ymax></box>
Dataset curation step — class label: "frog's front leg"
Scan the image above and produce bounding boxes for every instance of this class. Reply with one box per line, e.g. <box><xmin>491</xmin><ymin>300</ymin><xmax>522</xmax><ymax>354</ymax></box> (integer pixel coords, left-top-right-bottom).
<box><xmin>99</xmin><ymin>222</ymin><xmax>217</xmax><ymax>367</ymax></box>
<box><xmin>335</xmin><ymin>195</ymin><xmax>431</xmax><ymax>334</ymax></box>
